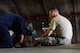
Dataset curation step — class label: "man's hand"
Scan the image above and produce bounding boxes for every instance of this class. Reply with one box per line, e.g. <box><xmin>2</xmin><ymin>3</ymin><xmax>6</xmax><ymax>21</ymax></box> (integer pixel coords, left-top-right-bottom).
<box><xmin>19</xmin><ymin>34</ymin><xmax>24</xmax><ymax>44</ymax></box>
<box><xmin>37</xmin><ymin>37</ymin><xmax>46</xmax><ymax>42</ymax></box>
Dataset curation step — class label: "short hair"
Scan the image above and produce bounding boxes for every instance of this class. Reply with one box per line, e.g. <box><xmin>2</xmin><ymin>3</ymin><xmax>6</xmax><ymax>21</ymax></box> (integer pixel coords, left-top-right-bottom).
<box><xmin>48</xmin><ymin>7</ymin><xmax>59</xmax><ymax>13</ymax></box>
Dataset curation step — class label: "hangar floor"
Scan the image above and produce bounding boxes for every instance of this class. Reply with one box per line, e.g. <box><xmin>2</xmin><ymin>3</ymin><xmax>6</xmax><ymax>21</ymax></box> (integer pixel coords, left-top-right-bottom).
<box><xmin>0</xmin><ymin>44</ymin><xmax>80</xmax><ymax>53</ymax></box>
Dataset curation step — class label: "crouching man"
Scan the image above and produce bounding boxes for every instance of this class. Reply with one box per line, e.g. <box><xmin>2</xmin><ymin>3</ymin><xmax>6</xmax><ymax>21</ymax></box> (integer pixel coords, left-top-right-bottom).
<box><xmin>0</xmin><ymin>13</ymin><xmax>32</xmax><ymax>48</ymax></box>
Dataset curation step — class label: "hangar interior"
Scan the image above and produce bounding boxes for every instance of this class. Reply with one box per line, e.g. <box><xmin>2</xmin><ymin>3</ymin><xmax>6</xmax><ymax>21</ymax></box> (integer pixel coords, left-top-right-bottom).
<box><xmin>0</xmin><ymin>0</ymin><xmax>80</xmax><ymax>47</ymax></box>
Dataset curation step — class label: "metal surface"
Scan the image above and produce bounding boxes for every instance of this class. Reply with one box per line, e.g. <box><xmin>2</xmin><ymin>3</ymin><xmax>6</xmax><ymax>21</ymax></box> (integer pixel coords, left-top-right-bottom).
<box><xmin>0</xmin><ymin>48</ymin><xmax>80</xmax><ymax>53</ymax></box>
<box><xmin>0</xmin><ymin>44</ymin><xmax>80</xmax><ymax>53</ymax></box>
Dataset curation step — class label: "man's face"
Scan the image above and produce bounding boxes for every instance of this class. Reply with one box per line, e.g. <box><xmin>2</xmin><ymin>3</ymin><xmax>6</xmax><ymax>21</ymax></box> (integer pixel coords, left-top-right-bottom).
<box><xmin>49</xmin><ymin>10</ymin><xmax>55</xmax><ymax>19</ymax></box>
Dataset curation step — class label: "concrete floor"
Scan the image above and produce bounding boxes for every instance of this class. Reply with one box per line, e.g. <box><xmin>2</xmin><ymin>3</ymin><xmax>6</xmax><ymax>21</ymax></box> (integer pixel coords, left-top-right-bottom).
<box><xmin>0</xmin><ymin>44</ymin><xmax>80</xmax><ymax>53</ymax></box>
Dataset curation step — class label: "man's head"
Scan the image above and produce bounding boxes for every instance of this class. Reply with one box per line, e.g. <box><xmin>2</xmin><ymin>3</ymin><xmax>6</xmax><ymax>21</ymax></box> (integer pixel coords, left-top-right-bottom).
<box><xmin>49</xmin><ymin>7</ymin><xmax>59</xmax><ymax>19</ymax></box>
